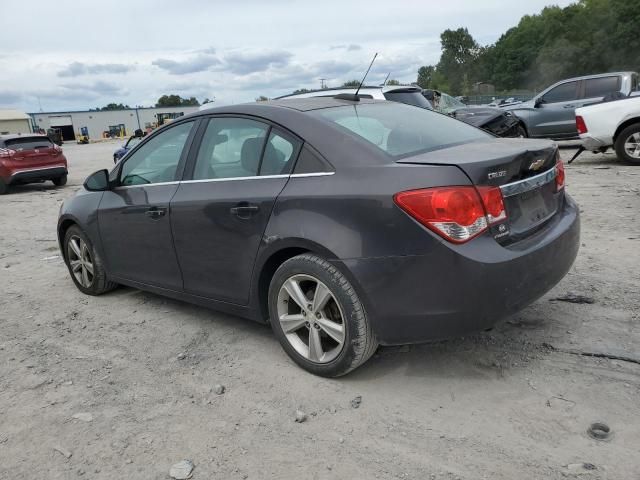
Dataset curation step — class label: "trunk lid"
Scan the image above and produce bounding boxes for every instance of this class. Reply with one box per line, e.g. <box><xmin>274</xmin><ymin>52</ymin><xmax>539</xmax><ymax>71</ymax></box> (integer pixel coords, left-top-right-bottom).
<box><xmin>397</xmin><ymin>138</ymin><xmax>562</xmax><ymax>242</ymax></box>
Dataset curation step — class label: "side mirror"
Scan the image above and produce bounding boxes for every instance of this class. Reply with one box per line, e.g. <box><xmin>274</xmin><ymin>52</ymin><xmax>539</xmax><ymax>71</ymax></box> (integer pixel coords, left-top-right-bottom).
<box><xmin>534</xmin><ymin>97</ymin><xmax>544</xmax><ymax>108</ymax></box>
<box><xmin>84</xmin><ymin>169</ymin><xmax>110</xmax><ymax>191</ymax></box>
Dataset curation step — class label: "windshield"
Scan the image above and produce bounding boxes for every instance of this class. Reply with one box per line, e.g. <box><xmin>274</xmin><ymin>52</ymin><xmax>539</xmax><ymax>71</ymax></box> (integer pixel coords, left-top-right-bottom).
<box><xmin>438</xmin><ymin>93</ymin><xmax>466</xmax><ymax>113</ymax></box>
<box><xmin>311</xmin><ymin>102</ymin><xmax>489</xmax><ymax>157</ymax></box>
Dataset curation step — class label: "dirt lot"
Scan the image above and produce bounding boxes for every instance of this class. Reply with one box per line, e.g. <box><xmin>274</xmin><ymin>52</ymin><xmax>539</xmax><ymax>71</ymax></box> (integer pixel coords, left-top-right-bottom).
<box><xmin>1</xmin><ymin>140</ymin><xmax>639</xmax><ymax>479</ymax></box>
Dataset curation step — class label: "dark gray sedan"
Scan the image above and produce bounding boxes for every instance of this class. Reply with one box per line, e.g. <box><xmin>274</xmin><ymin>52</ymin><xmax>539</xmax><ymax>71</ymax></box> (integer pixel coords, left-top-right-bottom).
<box><xmin>58</xmin><ymin>97</ymin><xmax>580</xmax><ymax>376</ymax></box>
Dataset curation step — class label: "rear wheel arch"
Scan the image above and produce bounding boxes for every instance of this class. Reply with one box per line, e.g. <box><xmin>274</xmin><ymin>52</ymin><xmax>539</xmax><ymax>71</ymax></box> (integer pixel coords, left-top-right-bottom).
<box><xmin>613</xmin><ymin>118</ymin><xmax>640</xmax><ymax>142</ymax></box>
<box><xmin>253</xmin><ymin>239</ymin><xmax>342</xmax><ymax>322</ymax></box>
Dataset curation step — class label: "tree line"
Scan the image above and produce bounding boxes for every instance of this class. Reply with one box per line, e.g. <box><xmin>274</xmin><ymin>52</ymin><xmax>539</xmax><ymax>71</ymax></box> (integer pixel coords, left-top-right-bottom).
<box><xmin>417</xmin><ymin>0</ymin><xmax>640</xmax><ymax>95</ymax></box>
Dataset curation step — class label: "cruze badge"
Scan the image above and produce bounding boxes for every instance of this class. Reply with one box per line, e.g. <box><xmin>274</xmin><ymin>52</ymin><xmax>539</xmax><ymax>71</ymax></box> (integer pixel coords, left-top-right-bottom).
<box><xmin>529</xmin><ymin>158</ymin><xmax>545</xmax><ymax>171</ymax></box>
<box><xmin>488</xmin><ymin>170</ymin><xmax>507</xmax><ymax>180</ymax></box>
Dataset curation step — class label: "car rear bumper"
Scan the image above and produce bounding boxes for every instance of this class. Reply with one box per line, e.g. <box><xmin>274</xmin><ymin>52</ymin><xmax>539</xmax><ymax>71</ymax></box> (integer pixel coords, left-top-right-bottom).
<box><xmin>1</xmin><ymin>165</ymin><xmax>68</xmax><ymax>184</ymax></box>
<box><xmin>340</xmin><ymin>194</ymin><xmax>580</xmax><ymax>345</ymax></box>
<box><xmin>580</xmin><ymin>134</ymin><xmax>611</xmax><ymax>151</ymax></box>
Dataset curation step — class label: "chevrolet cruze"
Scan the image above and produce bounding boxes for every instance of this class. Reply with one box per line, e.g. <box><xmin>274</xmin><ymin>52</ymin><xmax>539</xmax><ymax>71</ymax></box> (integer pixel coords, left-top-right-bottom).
<box><xmin>58</xmin><ymin>97</ymin><xmax>580</xmax><ymax>376</ymax></box>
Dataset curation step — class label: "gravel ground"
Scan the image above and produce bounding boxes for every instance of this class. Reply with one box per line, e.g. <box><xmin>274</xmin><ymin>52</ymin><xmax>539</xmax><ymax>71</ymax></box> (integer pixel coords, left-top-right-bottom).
<box><xmin>1</xmin><ymin>140</ymin><xmax>639</xmax><ymax>479</ymax></box>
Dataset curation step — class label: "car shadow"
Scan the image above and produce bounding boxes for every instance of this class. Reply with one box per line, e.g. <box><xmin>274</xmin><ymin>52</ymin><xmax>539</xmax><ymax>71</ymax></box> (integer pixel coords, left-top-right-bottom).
<box><xmin>107</xmin><ymin>285</ymin><xmax>564</xmax><ymax>382</ymax></box>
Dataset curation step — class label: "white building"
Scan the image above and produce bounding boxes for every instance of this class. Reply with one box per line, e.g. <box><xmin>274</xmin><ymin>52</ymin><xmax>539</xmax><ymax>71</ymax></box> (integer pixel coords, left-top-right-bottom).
<box><xmin>0</xmin><ymin>109</ymin><xmax>32</xmax><ymax>135</ymax></box>
<box><xmin>29</xmin><ymin>106</ymin><xmax>200</xmax><ymax>141</ymax></box>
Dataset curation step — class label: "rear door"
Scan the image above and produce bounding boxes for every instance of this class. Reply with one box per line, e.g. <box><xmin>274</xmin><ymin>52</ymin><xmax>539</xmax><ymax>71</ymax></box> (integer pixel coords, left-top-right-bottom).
<box><xmin>170</xmin><ymin>116</ymin><xmax>301</xmax><ymax>304</ymax></box>
<box><xmin>98</xmin><ymin>120</ymin><xmax>196</xmax><ymax>290</ymax></box>
<box><xmin>530</xmin><ymin>80</ymin><xmax>581</xmax><ymax>138</ymax></box>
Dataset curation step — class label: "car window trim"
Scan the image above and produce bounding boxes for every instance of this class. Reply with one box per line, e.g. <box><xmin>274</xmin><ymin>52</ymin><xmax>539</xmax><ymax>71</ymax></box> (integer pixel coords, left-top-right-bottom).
<box><xmin>116</xmin><ymin>119</ymin><xmax>200</xmax><ymax>187</ymax></box>
<box><xmin>261</xmin><ymin>127</ymin><xmax>304</xmax><ymax>176</ymax></box>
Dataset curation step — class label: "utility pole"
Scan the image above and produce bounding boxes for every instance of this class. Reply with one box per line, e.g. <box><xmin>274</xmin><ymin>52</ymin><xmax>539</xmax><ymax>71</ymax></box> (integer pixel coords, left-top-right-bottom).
<box><xmin>319</xmin><ymin>78</ymin><xmax>327</xmax><ymax>89</ymax></box>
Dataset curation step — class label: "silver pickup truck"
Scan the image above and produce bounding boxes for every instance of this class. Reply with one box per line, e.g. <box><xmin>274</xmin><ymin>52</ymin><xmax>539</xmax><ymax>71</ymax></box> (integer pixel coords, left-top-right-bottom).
<box><xmin>505</xmin><ymin>72</ymin><xmax>638</xmax><ymax>140</ymax></box>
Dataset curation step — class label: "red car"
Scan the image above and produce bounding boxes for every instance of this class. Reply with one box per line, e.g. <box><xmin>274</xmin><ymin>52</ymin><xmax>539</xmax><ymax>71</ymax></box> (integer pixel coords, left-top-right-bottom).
<box><xmin>0</xmin><ymin>134</ymin><xmax>68</xmax><ymax>194</ymax></box>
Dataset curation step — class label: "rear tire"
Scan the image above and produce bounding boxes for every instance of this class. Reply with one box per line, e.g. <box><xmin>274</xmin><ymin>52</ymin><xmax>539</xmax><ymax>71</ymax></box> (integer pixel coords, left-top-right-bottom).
<box><xmin>268</xmin><ymin>253</ymin><xmax>378</xmax><ymax>377</ymax></box>
<box><xmin>63</xmin><ymin>225</ymin><xmax>117</xmax><ymax>295</ymax></box>
<box><xmin>0</xmin><ymin>178</ymin><xmax>7</xmax><ymax>195</ymax></box>
<box><xmin>52</xmin><ymin>175</ymin><xmax>67</xmax><ymax>187</ymax></box>
<box><xmin>614</xmin><ymin>123</ymin><xmax>640</xmax><ymax>164</ymax></box>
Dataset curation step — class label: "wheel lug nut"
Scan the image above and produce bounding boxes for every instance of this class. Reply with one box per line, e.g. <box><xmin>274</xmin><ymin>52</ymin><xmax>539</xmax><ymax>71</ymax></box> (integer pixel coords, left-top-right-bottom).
<box><xmin>315</xmin><ymin>312</ymin><xmax>321</xmax><ymax>318</ymax></box>
<box><xmin>302</xmin><ymin>311</ymin><xmax>306</xmax><ymax>316</ymax></box>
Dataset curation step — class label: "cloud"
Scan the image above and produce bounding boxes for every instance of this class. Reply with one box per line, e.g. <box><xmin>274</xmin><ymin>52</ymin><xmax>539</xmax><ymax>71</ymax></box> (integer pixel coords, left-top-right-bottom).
<box><xmin>59</xmin><ymin>80</ymin><xmax>125</xmax><ymax>96</ymax></box>
<box><xmin>58</xmin><ymin>61</ymin><xmax>134</xmax><ymax>77</ymax></box>
<box><xmin>152</xmin><ymin>53</ymin><xmax>221</xmax><ymax>75</ymax></box>
<box><xmin>330</xmin><ymin>44</ymin><xmax>362</xmax><ymax>51</ymax></box>
<box><xmin>223</xmin><ymin>50</ymin><xmax>293</xmax><ymax>75</ymax></box>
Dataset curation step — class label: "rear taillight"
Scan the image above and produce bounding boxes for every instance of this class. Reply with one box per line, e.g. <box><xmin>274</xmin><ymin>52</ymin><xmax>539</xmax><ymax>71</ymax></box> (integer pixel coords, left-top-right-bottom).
<box><xmin>0</xmin><ymin>148</ymin><xmax>16</xmax><ymax>158</ymax></box>
<box><xmin>555</xmin><ymin>156</ymin><xmax>565</xmax><ymax>191</ymax></box>
<box><xmin>394</xmin><ymin>185</ymin><xmax>506</xmax><ymax>243</ymax></box>
<box><xmin>576</xmin><ymin>115</ymin><xmax>587</xmax><ymax>135</ymax></box>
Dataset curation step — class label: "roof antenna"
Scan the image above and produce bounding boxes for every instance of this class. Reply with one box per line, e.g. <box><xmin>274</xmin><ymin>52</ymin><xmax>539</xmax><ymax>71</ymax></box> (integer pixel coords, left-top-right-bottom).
<box><xmin>335</xmin><ymin>52</ymin><xmax>378</xmax><ymax>102</ymax></box>
<box><xmin>383</xmin><ymin>72</ymin><xmax>390</xmax><ymax>87</ymax></box>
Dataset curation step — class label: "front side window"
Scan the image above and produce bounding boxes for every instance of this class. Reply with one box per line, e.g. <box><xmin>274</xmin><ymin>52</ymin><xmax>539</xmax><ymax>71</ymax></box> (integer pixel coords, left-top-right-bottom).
<box><xmin>583</xmin><ymin>76</ymin><xmax>621</xmax><ymax>98</ymax></box>
<box><xmin>120</xmin><ymin>121</ymin><xmax>193</xmax><ymax>186</ymax></box>
<box><xmin>193</xmin><ymin>117</ymin><xmax>269</xmax><ymax>180</ymax></box>
<box><xmin>312</xmin><ymin>102</ymin><xmax>489</xmax><ymax>157</ymax></box>
<box><xmin>541</xmin><ymin>81</ymin><xmax>579</xmax><ymax>103</ymax></box>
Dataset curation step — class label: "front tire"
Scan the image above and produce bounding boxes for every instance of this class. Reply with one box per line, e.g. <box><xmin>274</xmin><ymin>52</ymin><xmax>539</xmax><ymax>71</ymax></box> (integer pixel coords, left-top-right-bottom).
<box><xmin>268</xmin><ymin>254</ymin><xmax>378</xmax><ymax>377</ymax></box>
<box><xmin>63</xmin><ymin>225</ymin><xmax>117</xmax><ymax>295</ymax></box>
<box><xmin>52</xmin><ymin>175</ymin><xmax>67</xmax><ymax>186</ymax></box>
<box><xmin>614</xmin><ymin>123</ymin><xmax>640</xmax><ymax>164</ymax></box>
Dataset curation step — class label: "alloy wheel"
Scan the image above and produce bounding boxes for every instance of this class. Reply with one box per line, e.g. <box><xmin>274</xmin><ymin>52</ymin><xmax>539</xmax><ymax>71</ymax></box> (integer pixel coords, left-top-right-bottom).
<box><xmin>276</xmin><ymin>274</ymin><xmax>346</xmax><ymax>363</ymax></box>
<box><xmin>624</xmin><ymin>132</ymin><xmax>640</xmax><ymax>158</ymax></box>
<box><xmin>67</xmin><ymin>235</ymin><xmax>94</xmax><ymax>288</ymax></box>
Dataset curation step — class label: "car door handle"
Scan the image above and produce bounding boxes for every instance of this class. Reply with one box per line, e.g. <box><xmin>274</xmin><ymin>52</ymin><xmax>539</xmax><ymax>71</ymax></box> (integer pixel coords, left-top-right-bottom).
<box><xmin>563</xmin><ymin>104</ymin><xmax>576</xmax><ymax>108</ymax></box>
<box><xmin>230</xmin><ymin>204</ymin><xmax>259</xmax><ymax>218</ymax></box>
<box><xmin>145</xmin><ymin>206</ymin><xmax>167</xmax><ymax>219</ymax></box>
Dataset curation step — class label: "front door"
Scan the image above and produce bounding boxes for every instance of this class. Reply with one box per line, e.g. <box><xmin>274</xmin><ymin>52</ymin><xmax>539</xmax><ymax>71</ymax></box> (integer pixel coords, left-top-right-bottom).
<box><xmin>98</xmin><ymin>120</ymin><xmax>196</xmax><ymax>290</ymax></box>
<box><xmin>171</xmin><ymin>116</ymin><xmax>301</xmax><ymax>304</ymax></box>
<box><xmin>530</xmin><ymin>80</ymin><xmax>581</xmax><ymax>139</ymax></box>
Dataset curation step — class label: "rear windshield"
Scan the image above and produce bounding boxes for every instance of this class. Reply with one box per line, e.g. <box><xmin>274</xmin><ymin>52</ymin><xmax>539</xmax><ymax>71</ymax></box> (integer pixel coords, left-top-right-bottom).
<box><xmin>311</xmin><ymin>102</ymin><xmax>489</xmax><ymax>157</ymax></box>
<box><xmin>4</xmin><ymin>137</ymin><xmax>53</xmax><ymax>151</ymax></box>
<box><xmin>383</xmin><ymin>90</ymin><xmax>433</xmax><ymax>109</ymax></box>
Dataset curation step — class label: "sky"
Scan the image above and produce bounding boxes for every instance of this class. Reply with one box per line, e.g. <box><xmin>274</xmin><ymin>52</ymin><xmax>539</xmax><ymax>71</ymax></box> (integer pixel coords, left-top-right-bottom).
<box><xmin>0</xmin><ymin>0</ymin><xmax>573</xmax><ymax>113</ymax></box>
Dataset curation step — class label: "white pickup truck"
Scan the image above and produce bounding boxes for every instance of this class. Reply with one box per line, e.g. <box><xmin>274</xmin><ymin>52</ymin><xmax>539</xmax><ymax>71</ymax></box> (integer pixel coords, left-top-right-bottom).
<box><xmin>575</xmin><ymin>95</ymin><xmax>640</xmax><ymax>164</ymax></box>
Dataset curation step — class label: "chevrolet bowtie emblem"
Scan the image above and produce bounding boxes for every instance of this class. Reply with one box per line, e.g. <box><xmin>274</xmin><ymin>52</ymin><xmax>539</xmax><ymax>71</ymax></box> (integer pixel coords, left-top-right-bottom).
<box><xmin>529</xmin><ymin>158</ymin><xmax>545</xmax><ymax>171</ymax></box>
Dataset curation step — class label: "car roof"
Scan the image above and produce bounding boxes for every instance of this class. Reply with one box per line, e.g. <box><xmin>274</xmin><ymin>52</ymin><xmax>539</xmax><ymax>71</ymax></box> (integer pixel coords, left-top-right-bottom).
<box><xmin>555</xmin><ymin>71</ymin><xmax>637</xmax><ymax>83</ymax></box>
<box><xmin>188</xmin><ymin>96</ymin><xmax>383</xmax><ymax>118</ymax></box>
<box><xmin>275</xmin><ymin>85</ymin><xmax>421</xmax><ymax>100</ymax></box>
<box><xmin>0</xmin><ymin>133</ymin><xmax>49</xmax><ymax>141</ymax></box>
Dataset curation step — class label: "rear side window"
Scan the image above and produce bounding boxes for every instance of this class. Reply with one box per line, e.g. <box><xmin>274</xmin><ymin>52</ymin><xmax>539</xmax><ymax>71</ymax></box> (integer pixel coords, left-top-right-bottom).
<box><xmin>542</xmin><ymin>81</ymin><xmax>579</xmax><ymax>103</ymax></box>
<box><xmin>5</xmin><ymin>137</ymin><xmax>53</xmax><ymax>151</ymax></box>
<box><xmin>583</xmin><ymin>76</ymin><xmax>621</xmax><ymax>98</ymax></box>
<box><xmin>312</xmin><ymin>102</ymin><xmax>489</xmax><ymax>158</ymax></box>
<box><xmin>260</xmin><ymin>130</ymin><xmax>301</xmax><ymax>176</ymax></box>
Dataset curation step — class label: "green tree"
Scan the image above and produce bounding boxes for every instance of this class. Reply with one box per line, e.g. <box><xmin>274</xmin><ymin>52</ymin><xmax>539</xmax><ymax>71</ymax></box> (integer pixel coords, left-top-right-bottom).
<box><xmin>386</xmin><ymin>79</ymin><xmax>401</xmax><ymax>85</ymax></box>
<box><xmin>156</xmin><ymin>95</ymin><xmax>200</xmax><ymax>107</ymax></box>
<box><xmin>437</xmin><ymin>28</ymin><xmax>480</xmax><ymax>95</ymax></box>
<box><xmin>416</xmin><ymin>66</ymin><xmax>435</xmax><ymax>89</ymax></box>
<box><xmin>100</xmin><ymin>103</ymin><xmax>130</xmax><ymax>111</ymax></box>
<box><xmin>255</xmin><ymin>95</ymin><xmax>269</xmax><ymax>102</ymax></box>
<box><xmin>292</xmin><ymin>88</ymin><xmax>311</xmax><ymax>94</ymax></box>
<box><xmin>342</xmin><ymin>80</ymin><xmax>361</xmax><ymax>87</ymax></box>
